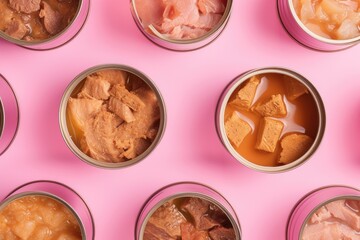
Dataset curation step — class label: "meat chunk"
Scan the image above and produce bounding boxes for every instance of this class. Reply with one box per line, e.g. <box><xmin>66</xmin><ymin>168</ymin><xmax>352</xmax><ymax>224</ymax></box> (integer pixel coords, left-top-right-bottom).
<box><xmin>181</xmin><ymin>222</ymin><xmax>211</xmax><ymax>240</ymax></box>
<box><xmin>78</xmin><ymin>76</ymin><xmax>111</xmax><ymax>100</ymax></box>
<box><xmin>4</xmin><ymin>18</ymin><xmax>28</xmax><ymax>39</ymax></box>
<box><xmin>110</xmin><ymin>85</ymin><xmax>145</xmax><ymax>111</ymax></box>
<box><xmin>336</xmin><ymin>18</ymin><xmax>359</xmax><ymax>40</ymax></box>
<box><xmin>180</xmin><ymin>198</ymin><xmax>220</xmax><ymax>230</ymax></box>
<box><xmin>144</xmin><ymin>222</ymin><xmax>175</xmax><ymax>240</ymax></box>
<box><xmin>92</xmin><ymin>69</ymin><xmax>127</xmax><ymax>86</ymax></box>
<box><xmin>67</xmin><ymin>98</ymin><xmax>103</xmax><ymax>130</ymax></box>
<box><xmin>254</xmin><ymin>94</ymin><xmax>287</xmax><ymax>117</ymax></box>
<box><xmin>9</xmin><ymin>0</ymin><xmax>41</xmax><ymax>14</ymax></box>
<box><xmin>255</xmin><ymin>117</ymin><xmax>284</xmax><ymax>153</ymax></box>
<box><xmin>197</xmin><ymin>0</ymin><xmax>226</xmax><ymax>14</ymax></box>
<box><xmin>302</xmin><ymin>222</ymin><xmax>360</xmax><ymax>240</ymax></box>
<box><xmin>326</xmin><ymin>200</ymin><xmax>360</xmax><ymax>231</ymax></box>
<box><xmin>209</xmin><ymin>227</ymin><xmax>236</xmax><ymax>240</ymax></box>
<box><xmin>225</xmin><ymin>112</ymin><xmax>251</xmax><ymax>148</ymax></box>
<box><xmin>134</xmin><ymin>0</ymin><xmax>165</xmax><ymax>27</ymax></box>
<box><xmin>284</xmin><ymin>76</ymin><xmax>309</xmax><ymax>101</ymax></box>
<box><xmin>279</xmin><ymin>133</ymin><xmax>313</xmax><ymax>164</ymax></box>
<box><xmin>230</xmin><ymin>76</ymin><xmax>260</xmax><ymax>110</ymax></box>
<box><xmin>310</xmin><ymin>206</ymin><xmax>331</xmax><ymax>224</ymax></box>
<box><xmin>148</xmin><ymin>201</ymin><xmax>186</xmax><ymax>238</ymax></box>
<box><xmin>108</xmin><ymin>97</ymin><xmax>135</xmax><ymax>123</ymax></box>
<box><xmin>39</xmin><ymin>2</ymin><xmax>62</xmax><ymax>35</ymax></box>
<box><xmin>115</xmin><ymin>138</ymin><xmax>150</xmax><ymax>160</ymax></box>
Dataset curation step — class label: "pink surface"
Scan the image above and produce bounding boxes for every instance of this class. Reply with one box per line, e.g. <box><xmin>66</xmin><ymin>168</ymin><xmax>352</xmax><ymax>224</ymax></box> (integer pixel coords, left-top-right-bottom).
<box><xmin>0</xmin><ymin>0</ymin><xmax>360</xmax><ymax>239</ymax></box>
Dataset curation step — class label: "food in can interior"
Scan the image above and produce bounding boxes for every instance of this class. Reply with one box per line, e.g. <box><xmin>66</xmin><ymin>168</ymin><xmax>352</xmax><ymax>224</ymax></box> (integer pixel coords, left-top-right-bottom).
<box><xmin>301</xmin><ymin>198</ymin><xmax>360</xmax><ymax>239</ymax></box>
<box><xmin>293</xmin><ymin>0</ymin><xmax>360</xmax><ymax>40</ymax></box>
<box><xmin>0</xmin><ymin>194</ymin><xmax>82</xmax><ymax>239</ymax></box>
<box><xmin>0</xmin><ymin>0</ymin><xmax>79</xmax><ymax>41</ymax></box>
<box><xmin>133</xmin><ymin>0</ymin><xmax>227</xmax><ymax>40</ymax></box>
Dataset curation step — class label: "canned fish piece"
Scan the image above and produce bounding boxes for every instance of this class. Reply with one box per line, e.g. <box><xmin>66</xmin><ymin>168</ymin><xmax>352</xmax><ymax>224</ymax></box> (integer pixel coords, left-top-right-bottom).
<box><xmin>59</xmin><ymin>64</ymin><xmax>166</xmax><ymax>169</ymax></box>
<box><xmin>216</xmin><ymin>67</ymin><xmax>326</xmax><ymax>173</ymax></box>
<box><xmin>0</xmin><ymin>180</ymin><xmax>94</xmax><ymax>239</ymax></box>
<box><xmin>0</xmin><ymin>0</ymin><xmax>89</xmax><ymax>50</ymax></box>
<box><xmin>277</xmin><ymin>0</ymin><xmax>360</xmax><ymax>51</ymax></box>
<box><xmin>135</xmin><ymin>182</ymin><xmax>242</xmax><ymax>240</ymax></box>
<box><xmin>287</xmin><ymin>186</ymin><xmax>360</xmax><ymax>240</ymax></box>
<box><xmin>130</xmin><ymin>0</ymin><xmax>233</xmax><ymax>51</ymax></box>
<box><xmin>0</xmin><ymin>74</ymin><xmax>19</xmax><ymax>156</ymax></box>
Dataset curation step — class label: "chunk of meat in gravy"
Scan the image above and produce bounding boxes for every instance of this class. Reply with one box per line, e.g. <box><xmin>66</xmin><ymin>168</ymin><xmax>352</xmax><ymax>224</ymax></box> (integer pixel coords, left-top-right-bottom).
<box><xmin>326</xmin><ymin>200</ymin><xmax>360</xmax><ymax>231</ymax></box>
<box><xmin>148</xmin><ymin>201</ymin><xmax>187</xmax><ymax>238</ymax></box>
<box><xmin>4</xmin><ymin>18</ymin><xmax>28</xmax><ymax>39</ymax></box>
<box><xmin>108</xmin><ymin>97</ymin><xmax>135</xmax><ymax>123</ymax></box>
<box><xmin>181</xmin><ymin>222</ymin><xmax>211</xmax><ymax>240</ymax></box>
<box><xmin>284</xmin><ymin>76</ymin><xmax>309</xmax><ymax>101</ymax></box>
<box><xmin>180</xmin><ymin>198</ymin><xmax>220</xmax><ymax>230</ymax></box>
<box><xmin>39</xmin><ymin>2</ymin><xmax>62</xmax><ymax>35</ymax></box>
<box><xmin>230</xmin><ymin>76</ymin><xmax>260</xmax><ymax>110</ymax></box>
<box><xmin>78</xmin><ymin>76</ymin><xmax>111</xmax><ymax>100</ymax></box>
<box><xmin>255</xmin><ymin>117</ymin><xmax>284</xmax><ymax>153</ymax></box>
<box><xmin>9</xmin><ymin>0</ymin><xmax>41</xmax><ymax>14</ymax></box>
<box><xmin>197</xmin><ymin>0</ymin><xmax>226</xmax><ymax>14</ymax></box>
<box><xmin>144</xmin><ymin>222</ymin><xmax>176</xmax><ymax>240</ymax></box>
<box><xmin>67</xmin><ymin>98</ymin><xmax>103</xmax><ymax>130</ymax></box>
<box><xmin>110</xmin><ymin>85</ymin><xmax>145</xmax><ymax>111</ymax></box>
<box><xmin>225</xmin><ymin>112</ymin><xmax>251</xmax><ymax>148</ymax></box>
<box><xmin>279</xmin><ymin>133</ymin><xmax>313</xmax><ymax>164</ymax></box>
<box><xmin>115</xmin><ymin>138</ymin><xmax>151</xmax><ymax>160</ymax></box>
<box><xmin>82</xmin><ymin>111</ymin><xmax>123</xmax><ymax>162</ymax></box>
<box><xmin>209</xmin><ymin>226</ymin><xmax>236</xmax><ymax>240</ymax></box>
<box><xmin>94</xmin><ymin>69</ymin><xmax>127</xmax><ymax>86</ymax></box>
<box><xmin>254</xmin><ymin>94</ymin><xmax>287</xmax><ymax>117</ymax></box>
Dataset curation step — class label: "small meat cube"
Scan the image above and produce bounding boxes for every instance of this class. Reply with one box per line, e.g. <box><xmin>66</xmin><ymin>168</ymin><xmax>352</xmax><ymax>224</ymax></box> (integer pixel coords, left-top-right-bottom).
<box><xmin>209</xmin><ymin>227</ymin><xmax>236</xmax><ymax>240</ymax></box>
<box><xmin>181</xmin><ymin>222</ymin><xmax>211</xmax><ymax>240</ymax></box>
<box><xmin>197</xmin><ymin>0</ymin><xmax>226</xmax><ymax>14</ymax></box>
<box><xmin>78</xmin><ymin>76</ymin><xmax>111</xmax><ymax>100</ymax></box>
<box><xmin>108</xmin><ymin>97</ymin><xmax>135</xmax><ymax>123</ymax></box>
<box><xmin>229</xmin><ymin>76</ymin><xmax>260</xmax><ymax>110</ymax></box>
<box><xmin>144</xmin><ymin>222</ymin><xmax>175</xmax><ymax>240</ymax></box>
<box><xmin>326</xmin><ymin>200</ymin><xmax>360</xmax><ymax>231</ymax></box>
<box><xmin>148</xmin><ymin>201</ymin><xmax>186</xmax><ymax>238</ymax></box>
<box><xmin>279</xmin><ymin>133</ymin><xmax>313</xmax><ymax>164</ymax></box>
<box><xmin>255</xmin><ymin>117</ymin><xmax>284</xmax><ymax>153</ymax></box>
<box><xmin>9</xmin><ymin>0</ymin><xmax>41</xmax><ymax>14</ymax></box>
<box><xmin>254</xmin><ymin>94</ymin><xmax>287</xmax><ymax>117</ymax></box>
<box><xmin>4</xmin><ymin>18</ymin><xmax>28</xmax><ymax>39</ymax></box>
<box><xmin>225</xmin><ymin>112</ymin><xmax>251</xmax><ymax>148</ymax></box>
<box><xmin>67</xmin><ymin>98</ymin><xmax>103</xmax><ymax>130</ymax></box>
<box><xmin>39</xmin><ymin>2</ymin><xmax>62</xmax><ymax>35</ymax></box>
<box><xmin>284</xmin><ymin>76</ymin><xmax>309</xmax><ymax>101</ymax></box>
<box><xmin>110</xmin><ymin>85</ymin><xmax>145</xmax><ymax>111</ymax></box>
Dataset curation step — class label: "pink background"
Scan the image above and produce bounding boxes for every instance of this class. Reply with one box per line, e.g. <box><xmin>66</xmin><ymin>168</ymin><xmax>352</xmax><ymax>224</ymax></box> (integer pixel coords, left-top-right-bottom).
<box><xmin>1</xmin><ymin>0</ymin><xmax>360</xmax><ymax>239</ymax></box>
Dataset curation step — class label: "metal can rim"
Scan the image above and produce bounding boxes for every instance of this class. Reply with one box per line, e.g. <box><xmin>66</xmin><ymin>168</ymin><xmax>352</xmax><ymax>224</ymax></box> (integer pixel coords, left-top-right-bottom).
<box><xmin>216</xmin><ymin>67</ymin><xmax>326</xmax><ymax>173</ymax></box>
<box><xmin>59</xmin><ymin>64</ymin><xmax>167</xmax><ymax>169</ymax></box>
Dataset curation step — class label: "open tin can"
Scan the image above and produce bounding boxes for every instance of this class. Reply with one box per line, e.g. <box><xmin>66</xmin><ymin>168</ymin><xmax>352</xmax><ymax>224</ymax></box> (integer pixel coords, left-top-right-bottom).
<box><xmin>216</xmin><ymin>67</ymin><xmax>326</xmax><ymax>173</ymax></box>
<box><xmin>135</xmin><ymin>182</ymin><xmax>242</xmax><ymax>239</ymax></box>
<box><xmin>0</xmin><ymin>180</ymin><xmax>94</xmax><ymax>239</ymax></box>
<box><xmin>130</xmin><ymin>0</ymin><xmax>233</xmax><ymax>51</ymax></box>
<box><xmin>0</xmin><ymin>74</ymin><xmax>19</xmax><ymax>156</ymax></box>
<box><xmin>277</xmin><ymin>0</ymin><xmax>360</xmax><ymax>51</ymax></box>
<box><xmin>59</xmin><ymin>64</ymin><xmax>166</xmax><ymax>169</ymax></box>
<box><xmin>0</xmin><ymin>0</ymin><xmax>90</xmax><ymax>50</ymax></box>
<box><xmin>287</xmin><ymin>185</ymin><xmax>360</xmax><ymax>240</ymax></box>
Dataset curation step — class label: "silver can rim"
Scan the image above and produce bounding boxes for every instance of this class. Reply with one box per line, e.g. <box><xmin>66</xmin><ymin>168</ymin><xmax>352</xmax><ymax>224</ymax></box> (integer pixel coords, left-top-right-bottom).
<box><xmin>136</xmin><ymin>181</ymin><xmax>242</xmax><ymax>240</ymax></box>
<box><xmin>59</xmin><ymin>64</ymin><xmax>167</xmax><ymax>169</ymax></box>
<box><xmin>129</xmin><ymin>0</ymin><xmax>233</xmax><ymax>51</ymax></box>
<box><xmin>0</xmin><ymin>191</ymin><xmax>86</xmax><ymax>239</ymax></box>
<box><xmin>286</xmin><ymin>0</ymin><xmax>360</xmax><ymax>45</ymax></box>
<box><xmin>0</xmin><ymin>0</ymin><xmax>89</xmax><ymax>50</ymax></box>
<box><xmin>216</xmin><ymin>67</ymin><xmax>326</xmax><ymax>173</ymax></box>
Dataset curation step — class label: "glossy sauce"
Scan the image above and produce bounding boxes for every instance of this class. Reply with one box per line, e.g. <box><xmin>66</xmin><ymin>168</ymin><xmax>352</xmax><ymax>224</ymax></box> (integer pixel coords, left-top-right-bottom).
<box><xmin>225</xmin><ymin>74</ymin><xmax>319</xmax><ymax>167</ymax></box>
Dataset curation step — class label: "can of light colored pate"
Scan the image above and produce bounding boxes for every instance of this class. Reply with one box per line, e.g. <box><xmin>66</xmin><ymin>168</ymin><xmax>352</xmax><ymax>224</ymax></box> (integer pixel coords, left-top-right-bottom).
<box><xmin>0</xmin><ymin>0</ymin><xmax>89</xmax><ymax>50</ymax></box>
<box><xmin>135</xmin><ymin>182</ymin><xmax>242</xmax><ymax>240</ymax></box>
<box><xmin>130</xmin><ymin>0</ymin><xmax>233</xmax><ymax>51</ymax></box>
<box><xmin>0</xmin><ymin>74</ymin><xmax>19</xmax><ymax>156</ymax></box>
<box><xmin>277</xmin><ymin>0</ymin><xmax>360</xmax><ymax>51</ymax></box>
<box><xmin>216</xmin><ymin>67</ymin><xmax>326</xmax><ymax>173</ymax></box>
<box><xmin>0</xmin><ymin>180</ymin><xmax>94</xmax><ymax>239</ymax></box>
<box><xmin>287</xmin><ymin>185</ymin><xmax>360</xmax><ymax>240</ymax></box>
<box><xmin>59</xmin><ymin>64</ymin><xmax>166</xmax><ymax>169</ymax></box>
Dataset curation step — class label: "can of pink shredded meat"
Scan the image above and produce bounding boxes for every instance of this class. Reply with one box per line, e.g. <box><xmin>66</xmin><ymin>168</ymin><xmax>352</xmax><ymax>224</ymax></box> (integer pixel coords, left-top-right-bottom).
<box><xmin>216</xmin><ymin>67</ymin><xmax>326</xmax><ymax>173</ymax></box>
<box><xmin>130</xmin><ymin>0</ymin><xmax>233</xmax><ymax>51</ymax></box>
<box><xmin>0</xmin><ymin>180</ymin><xmax>94</xmax><ymax>239</ymax></box>
<box><xmin>0</xmin><ymin>74</ymin><xmax>19</xmax><ymax>156</ymax></box>
<box><xmin>277</xmin><ymin>0</ymin><xmax>360</xmax><ymax>51</ymax></box>
<box><xmin>59</xmin><ymin>64</ymin><xmax>166</xmax><ymax>169</ymax></box>
<box><xmin>135</xmin><ymin>182</ymin><xmax>242</xmax><ymax>240</ymax></box>
<box><xmin>287</xmin><ymin>186</ymin><xmax>360</xmax><ymax>240</ymax></box>
<box><xmin>0</xmin><ymin>0</ymin><xmax>89</xmax><ymax>50</ymax></box>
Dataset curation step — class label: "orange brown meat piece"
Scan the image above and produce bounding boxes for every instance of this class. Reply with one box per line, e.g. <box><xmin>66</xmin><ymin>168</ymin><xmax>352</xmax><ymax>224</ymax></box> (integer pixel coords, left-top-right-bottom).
<box><xmin>39</xmin><ymin>1</ymin><xmax>62</xmax><ymax>35</ymax></box>
<box><xmin>279</xmin><ymin>133</ymin><xmax>313</xmax><ymax>164</ymax></box>
<box><xmin>225</xmin><ymin>112</ymin><xmax>251</xmax><ymax>148</ymax></box>
<box><xmin>255</xmin><ymin>117</ymin><xmax>284</xmax><ymax>153</ymax></box>
<box><xmin>284</xmin><ymin>76</ymin><xmax>309</xmax><ymax>101</ymax></box>
<box><xmin>229</xmin><ymin>76</ymin><xmax>260</xmax><ymax>110</ymax></box>
<box><xmin>9</xmin><ymin>0</ymin><xmax>41</xmax><ymax>14</ymax></box>
<box><xmin>254</xmin><ymin>94</ymin><xmax>287</xmax><ymax>117</ymax></box>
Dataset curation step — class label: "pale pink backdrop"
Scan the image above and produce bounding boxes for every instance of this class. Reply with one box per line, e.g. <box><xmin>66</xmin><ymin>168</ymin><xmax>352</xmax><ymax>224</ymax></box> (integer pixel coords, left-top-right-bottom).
<box><xmin>0</xmin><ymin>0</ymin><xmax>360</xmax><ymax>239</ymax></box>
